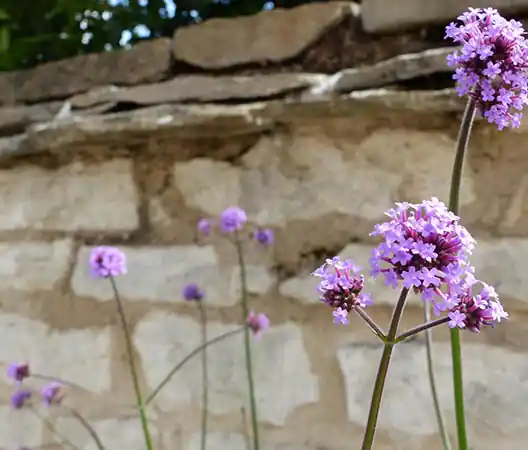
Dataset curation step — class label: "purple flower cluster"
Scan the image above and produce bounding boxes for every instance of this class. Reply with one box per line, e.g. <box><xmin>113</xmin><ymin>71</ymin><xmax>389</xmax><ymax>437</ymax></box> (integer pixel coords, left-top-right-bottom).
<box><xmin>368</xmin><ymin>197</ymin><xmax>507</xmax><ymax>333</ymax></box>
<box><xmin>196</xmin><ymin>206</ymin><xmax>274</xmax><ymax>247</ymax></box>
<box><xmin>7</xmin><ymin>363</ymin><xmax>64</xmax><ymax>410</ymax></box>
<box><xmin>89</xmin><ymin>246</ymin><xmax>127</xmax><ymax>278</ymax></box>
<box><xmin>312</xmin><ymin>256</ymin><xmax>373</xmax><ymax>325</ymax></box>
<box><xmin>445</xmin><ymin>7</ymin><xmax>528</xmax><ymax>129</ymax></box>
<box><xmin>182</xmin><ymin>283</ymin><xmax>204</xmax><ymax>301</ymax></box>
<box><xmin>369</xmin><ymin>198</ymin><xmax>475</xmax><ymax>306</ymax></box>
<box><xmin>247</xmin><ymin>311</ymin><xmax>270</xmax><ymax>339</ymax></box>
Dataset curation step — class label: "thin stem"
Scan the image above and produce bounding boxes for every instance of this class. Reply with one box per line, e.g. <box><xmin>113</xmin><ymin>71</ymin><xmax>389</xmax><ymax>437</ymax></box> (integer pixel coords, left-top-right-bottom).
<box><xmin>66</xmin><ymin>406</ymin><xmax>106</xmax><ymax>450</ymax></box>
<box><xmin>448</xmin><ymin>97</ymin><xmax>476</xmax><ymax>450</ymax></box>
<box><xmin>353</xmin><ymin>307</ymin><xmax>386</xmax><ymax>341</ymax></box>
<box><xmin>241</xmin><ymin>407</ymin><xmax>251</xmax><ymax>450</ymax></box>
<box><xmin>361</xmin><ymin>288</ymin><xmax>409</xmax><ymax>450</ymax></box>
<box><xmin>234</xmin><ymin>231</ymin><xmax>260</xmax><ymax>450</ymax></box>
<box><xmin>198</xmin><ymin>301</ymin><xmax>209</xmax><ymax>450</ymax></box>
<box><xmin>394</xmin><ymin>316</ymin><xmax>450</xmax><ymax>343</ymax></box>
<box><xmin>109</xmin><ymin>277</ymin><xmax>153</xmax><ymax>450</ymax></box>
<box><xmin>422</xmin><ymin>306</ymin><xmax>451</xmax><ymax>450</ymax></box>
<box><xmin>30</xmin><ymin>407</ymin><xmax>80</xmax><ymax>450</ymax></box>
<box><xmin>145</xmin><ymin>327</ymin><xmax>245</xmax><ymax>405</ymax></box>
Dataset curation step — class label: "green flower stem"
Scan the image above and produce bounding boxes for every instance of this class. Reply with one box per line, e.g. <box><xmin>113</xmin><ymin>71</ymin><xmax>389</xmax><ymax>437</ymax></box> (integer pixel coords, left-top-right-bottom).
<box><xmin>67</xmin><ymin>406</ymin><xmax>106</xmax><ymax>450</ymax></box>
<box><xmin>423</xmin><ymin>304</ymin><xmax>451</xmax><ymax>450</ymax></box>
<box><xmin>354</xmin><ymin>307</ymin><xmax>387</xmax><ymax>341</ymax></box>
<box><xmin>198</xmin><ymin>301</ymin><xmax>209</xmax><ymax>450</ymax></box>
<box><xmin>109</xmin><ymin>277</ymin><xmax>153</xmax><ymax>450</ymax></box>
<box><xmin>234</xmin><ymin>231</ymin><xmax>260</xmax><ymax>450</ymax></box>
<box><xmin>448</xmin><ymin>97</ymin><xmax>476</xmax><ymax>450</ymax></box>
<box><xmin>145</xmin><ymin>327</ymin><xmax>245</xmax><ymax>405</ymax></box>
<box><xmin>361</xmin><ymin>288</ymin><xmax>409</xmax><ymax>450</ymax></box>
<box><xmin>394</xmin><ymin>316</ymin><xmax>450</xmax><ymax>343</ymax></box>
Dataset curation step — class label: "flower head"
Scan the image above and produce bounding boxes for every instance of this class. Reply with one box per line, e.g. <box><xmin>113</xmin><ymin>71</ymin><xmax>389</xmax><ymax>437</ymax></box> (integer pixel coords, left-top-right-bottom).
<box><xmin>219</xmin><ymin>207</ymin><xmax>247</xmax><ymax>233</ymax></box>
<box><xmin>197</xmin><ymin>218</ymin><xmax>212</xmax><ymax>236</ymax></box>
<box><xmin>447</xmin><ymin>281</ymin><xmax>507</xmax><ymax>333</ymax></box>
<box><xmin>312</xmin><ymin>256</ymin><xmax>372</xmax><ymax>325</ymax></box>
<box><xmin>445</xmin><ymin>8</ymin><xmax>528</xmax><ymax>129</ymax></box>
<box><xmin>7</xmin><ymin>363</ymin><xmax>30</xmax><ymax>383</ymax></box>
<box><xmin>253</xmin><ymin>228</ymin><xmax>274</xmax><ymax>246</ymax></box>
<box><xmin>247</xmin><ymin>311</ymin><xmax>269</xmax><ymax>339</ymax></box>
<box><xmin>182</xmin><ymin>283</ymin><xmax>204</xmax><ymax>301</ymax></box>
<box><xmin>369</xmin><ymin>198</ymin><xmax>476</xmax><ymax>309</ymax></box>
<box><xmin>89</xmin><ymin>246</ymin><xmax>127</xmax><ymax>278</ymax></box>
<box><xmin>41</xmin><ymin>382</ymin><xmax>65</xmax><ymax>407</ymax></box>
<box><xmin>11</xmin><ymin>389</ymin><xmax>31</xmax><ymax>409</ymax></box>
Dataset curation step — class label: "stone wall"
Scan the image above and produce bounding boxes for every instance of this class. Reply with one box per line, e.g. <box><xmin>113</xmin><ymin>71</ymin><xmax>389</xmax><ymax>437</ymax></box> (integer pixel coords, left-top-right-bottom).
<box><xmin>1</xmin><ymin>2</ymin><xmax>528</xmax><ymax>450</ymax></box>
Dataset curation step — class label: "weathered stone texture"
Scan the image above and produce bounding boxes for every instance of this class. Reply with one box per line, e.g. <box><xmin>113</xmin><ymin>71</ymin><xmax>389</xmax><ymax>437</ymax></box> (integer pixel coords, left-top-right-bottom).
<box><xmin>174</xmin><ymin>128</ymin><xmax>475</xmax><ymax>228</ymax></box>
<box><xmin>173</xmin><ymin>2</ymin><xmax>353</xmax><ymax>69</ymax></box>
<box><xmin>362</xmin><ymin>0</ymin><xmax>528</xmax><ymax>32</ymax></box>
<box><xmin>71</xmin><ymin>245</ymin><xmax>274</xmax><ymax>305</ymax></box>
<box><xmin>0</xmin><ymin>240</ymin><xmax>73</xmax><ymax>291</ymax></box>
<box><xmin>472</xmin><ymin>239</ymin><xmax>528</xmax><ymax>306</ymax></box>
<box><xmin>134</xmin><ymin>313</ymin><xmax>319</xmax><ymax>425</ymax></box>
<box><xmin>0</xmin><ymin>39</ymin><xmax>172</xmax><ymax>104</ymax></box>
<box><xmin>0</xmin><ymin>314</ymin><xmax>111</xmax><ymax>393</ymax></box>
<box><xmin>337</xmin><ymin>342</ymin><xmax>528</xmax><ymax>449</ymax></box>
<box><xmin>0</xmin><ymin>159</ymin><xmax>138</xmax><ymax>231</ymax></box>
<box><xmin>186</xmin><ymin>432</ymin><xmax>246</xmax><ymax>450</ymax></box>
<box><xmin>0</xmin><ymin>406</ymin><xmax>43</xmax><ymax>448</ymax></box>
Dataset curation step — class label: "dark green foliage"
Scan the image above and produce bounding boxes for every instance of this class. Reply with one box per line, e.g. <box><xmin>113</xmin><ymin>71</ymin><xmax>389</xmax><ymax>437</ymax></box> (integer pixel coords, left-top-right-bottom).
<box><xmin>0</xmin><ymin>0</ymin><xmax>322</xmax><ymax>71</ymax></box>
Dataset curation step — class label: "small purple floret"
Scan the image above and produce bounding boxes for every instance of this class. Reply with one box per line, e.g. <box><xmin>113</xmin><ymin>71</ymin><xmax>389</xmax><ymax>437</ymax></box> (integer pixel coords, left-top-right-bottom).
<box><xmin>41</xmin><ymin>382</ymin><xmax>65</xmax><ymax>407</ymax></box>
<box><xmin>89</xmin><ymin>246</ymin><xmax>127</xmax><ymax>278</ymax></box>
<box><xmin>312</xmin><ymin>256</ymin><xmax>371</xmax><ymax>325</ymax></box>
<box><xmin>11</xmin><ymin>389</ymin><xmax>31</xmax><ymax>409</ymax></box>
<box><xmin>445</xmin><ymin>7</ymin><xmax>528</xmax><ymax>129</ymax></box>
<box><xmin>253</xmin><ymin>228</ymin><xmax>274</xmax><ymax>246</ymax></box>
<box><xmin>182</xmin><ymin>283</ymin><xmax>204</xmax><ymax>301</ymax></box>
<box><xmin>247</xmin><ymin>311</ymin><xmax>269</xmax><ymax>339</ymax></box>
<box><xmin>197</xmin><ymin>218</ymin><xmax>213</xmax><ymax>236</ymax></box>
<box><xmin>7</xmin><ymin>363</ymin><xmax>30</xmax><ymax>383</ymax></box>
<box><xmin>219</xmin><ymin>207</ymin><xmax>247</xmax><ymax>233</ymax></box>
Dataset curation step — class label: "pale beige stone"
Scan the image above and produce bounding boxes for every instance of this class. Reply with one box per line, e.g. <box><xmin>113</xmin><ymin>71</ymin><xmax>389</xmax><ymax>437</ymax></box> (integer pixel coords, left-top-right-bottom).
<box><xmin>186</xmin><ymin>431</ymin><xmax>246</xmax><ymax>450</ymax></box>
<box><xmin>71</xmin><ymin>245</ymin><xmax>274</xmax><ymax>306</ymax></box>
<box><xmin>471</xmin><ymin>238</ymin><xmax>528</xmax><ymax>305</ymax></box>
<box><xmin>337</xmin><ymin>342</ymin><xmax>528</xmax><ymax>448</ymax></box>
<box><xmin>0</xmin><ymin>406</ymin><xmax>43</xmax><ymax>448</ymax></box>
<box><xmin>54</xmin><ymin>417</ymin><xmax>165</xmax><ymax>450</ymax></box>
<box><xmin>0</xmin><ymin>159</ymin><xmax>138</xmax><ymax>231</ymax></box>
<box><xmin>362</xmin><ymin>0</ymin><xmax>528</xmax><ymax>32</ymax></box>
<box><xmin>174</xmin><ymin>128</ymin><xmax>474</xmax><ymax>227</ymax></box>
<box><xmin>172</xmin><ymin>2</ymin><xmax>352</xmax><ymax>68</ymax></box>
<box><xmin>0</xmin><ymin>313</ymin><xmax>111</xmax><ymax>393</ymax></box>
<box><xmin>134</xmin><ymin>313</ymin><xmax>319</xmax><ymax>425</ymax></box>
<box><xmin>0</xmin><ymin>239</ymin><xmax>73</xmax><ymax>291</ymax></box>
<box><xmin>280</xmin><ymin>243</ymin><xmax>422</xmax><ymax>308</ymax></box>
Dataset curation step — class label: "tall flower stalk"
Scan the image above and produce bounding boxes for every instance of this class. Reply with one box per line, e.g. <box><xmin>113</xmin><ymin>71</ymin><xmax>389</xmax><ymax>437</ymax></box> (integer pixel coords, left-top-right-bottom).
<box><xmin>442</xmin><ymin>8</ymin><xmax>528</xmax><ymax>448</ymax></box>
<box><xmin>90</xmin><ymin>247</ymin><xmax>153</xmax><ymax>450</ymax></box>
<box><xmin>182</xmin><ymin>283</ymin><xmax>209</xmax><ymax>450</ymax></box>
<box><xmin>312</xmin><ymin>197</ymin><xmax>507</xmax><ymax>450</ymax></box>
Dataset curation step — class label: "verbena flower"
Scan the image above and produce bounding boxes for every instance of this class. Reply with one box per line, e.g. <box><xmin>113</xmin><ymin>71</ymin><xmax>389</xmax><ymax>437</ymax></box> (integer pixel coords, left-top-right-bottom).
<box><xmin>253</xmin><ymin>228</ymin><xmax>274</xmax><ymax>246</ymax></box>
<box><xmin>312</xmin><ymin>256</ymin><xmax>373</xmax><ymax>325</ymax></box>
<box><xmin>247</xmin><ymin>311</ymin><xmax>269</xmax><ymax>339</ymax></box>
<box><xmin>445</xmin><ymin>7</ymin><xmax>528</xmax><ymax>129</ymax></box>
<box><xmin>219</xmin><ymin>207</ymin><xmax>247</xmax><ymax>233</ymax></box>
<box><xmin>89</xmin><ymin>246</ymin><xmax>127</xmax><ymax>278</ymax></box>
<box><xmin>446</xmin><ymin>281</ymin><xmax>508</xmax><ymax>333</ymax></box>
<box><xmin>11</xmin><ymin>389</ymin><xmax>31</xmax><ymax>409</ymax></box>
<box><xmin>7</xmin><ymin>363</ymin><xmax>30</xmax><ymax>383</ymax></box>
<box><xmin>41</xmin><ymin>382</ymin><xmax>65</xmax><ymax>407</ymax></box>
<box><xmin>369</xmin><ymin>198</ymin><xmax>476</xmax><ymax>312</ymax></box>
<box><xmin>197</xmin><ymin>218</ymin><xmax>212</xmax><ymax>236</ymax></box>
<box><xmin>182</xmin><ymin>283</ymin><xmax>204</xmax><ymax>301</ymax></box>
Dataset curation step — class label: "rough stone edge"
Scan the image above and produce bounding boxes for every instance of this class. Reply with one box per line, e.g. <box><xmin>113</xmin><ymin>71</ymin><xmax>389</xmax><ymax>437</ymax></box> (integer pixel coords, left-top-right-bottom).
<box><xmin>0</xmin><ymin>88</ymin><xmax>467</xmax><ymax>159</ymax></box>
